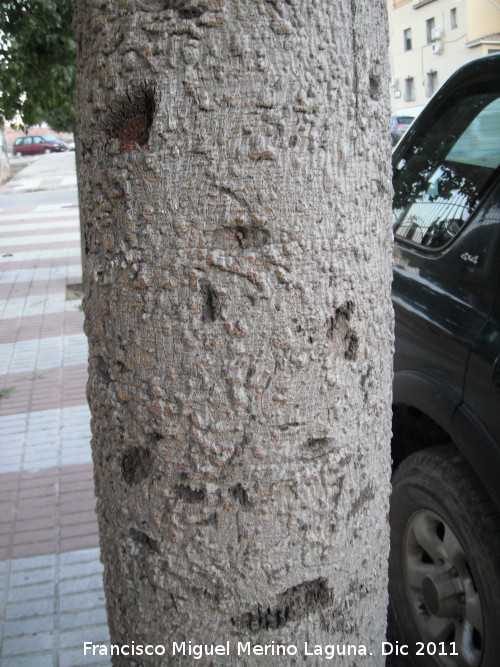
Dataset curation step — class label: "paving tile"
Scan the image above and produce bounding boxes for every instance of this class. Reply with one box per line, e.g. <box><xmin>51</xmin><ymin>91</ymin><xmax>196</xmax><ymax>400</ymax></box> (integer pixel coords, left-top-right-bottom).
<box><xmin>2</xmin><ymin>631</ymin><xmax>54</xmax><ymax>656</ymax></box>
<box><xmin>0</xmin><ymin>280</ymin><xmax>57</xmax><ymax>302</ymax></box>
<box><xmin>0</xmin><ymin>365</ymin><xmax>87</xmax><ymax>416</ymax></box>
<box><xmin>60</xmin><ymin>534</ymin><xmax>100</xmax><ymax>555</ymax></box>
<box><xmin>59</xmin><ymin>574</ymin><xmax>104</xmax><ymax>597</ymax></box>
<box><xmin>4</xmin><ymin>239</ymin><xmax>80</xmax><ymax>254</ymax></box>
<box><xmin>0</xmin><ymin>650</ymin><xmax>54</xmax><ymax>667</ymax></box>
<box><xmin>3</xmin><ymin>227</ymin><xmax>80</xmax><ymax>249</ymax></box>
<box><xmin>60</xmin><ymin>645</ymin><xmax>111</xmax><ymax>667</ymax></box>
<box><xmin>0</xmin><ymin>292</ymin><xmax>81</xmax><ymax>320</ymax></box>
<box><xmin>2</xmin><ymin>613</ymin><xmax>54</xmax><ymax>637</ymax></box>
<box><xmin>0</xmin><ymin>208</ymin><xmax>78</xmax><ymax>223</ymax></box>
<box><xmin>12</xmin><ymin>541</ymin><xmax>58</xmax><ymax>559</ymax></box>
<box><xmin>9</xmin><ymin>566</ymin><xmax>56</xmax><ymax>587</ymax></box>
<box><xmin>14</xmin><ymin>518</ymin><xmax>57</xmax><ymax>537</ymax></box>
<box><xmin>60</xmin><ymin>548</ymin><xmax>102</xmax><ymax>566</ymax></box>
<box><xmin>58</xmin><ymin>605</ymin><xmax>108</xmax><ymax>631</ymax></box>
<box><xmin>0</xmin><ymin>406</ymin><xmax>92</xmax><ymax>475</ymax></box>
<box><xmin>15</xmin><ymin>505</ymin><xmax>57</xmax><ymax>522</ymax></box>
<box><xmin>60</xmin><ymin>624</ymin><xmax>110</xmax><ymax>649</ymax></box>
<box><xmin>7</xmin><ymin>581</ymin><xmax>55</xmax><ymax>603</ymax></box>
<box><xmin>0</xmin><ymin>254</ymin><xmax>81</xmax><ymax>269</ymax></box>
<box><xmin>60</xmin><ymin>560</ymin><xmax>104</xmax><ymax>580</ymax></box>
<box><xmin>61</xmin><ymin>520</ymin><xmax>98</xmax><ymax>539</ymax></box>
<box><xmin>60</xmin><ymin>510</ymin><xmax>97</xmax><ymax>527</ymax></box>
<box><xmin>60</xmin><ymin>588</ymin><xmax>107</xmax><ymax>613</ymax></box>
<box><xmin>6</xmin><ymin>595</ymin><xmax>55</xmax><ymax>619</ymax></box>
<box><xmin>9</xmin><ymin>553</ymin><xmax>57</xmax><ymax>572</ymax></box>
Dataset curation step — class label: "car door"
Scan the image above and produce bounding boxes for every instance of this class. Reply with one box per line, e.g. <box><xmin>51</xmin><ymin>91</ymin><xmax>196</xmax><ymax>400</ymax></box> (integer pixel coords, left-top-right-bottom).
<box><xmin>22</xmin><ymin>137</ymin><xmax>34</xmax><ymax>156</ymax></box>
<box><xmin>447</xmin><ymin>181</ymin><xmax>500</xmax><ymax>509</ymax></box>
<box><xmin>393</xmin><ymin>83</ymin><xmax>500</xmax><ymax>422</ymax></box>
<box><xmin>32</xmin><ymin>136</ymin><xmax>44</xmax><ymax>154</ymax></box>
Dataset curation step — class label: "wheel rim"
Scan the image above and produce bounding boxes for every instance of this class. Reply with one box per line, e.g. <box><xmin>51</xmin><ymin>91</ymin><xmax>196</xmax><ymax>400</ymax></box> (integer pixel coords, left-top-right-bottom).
<box><xmin>403</xmin><ymin>509</ymin><xmax>484</xmax><ymax>667</ymax></box>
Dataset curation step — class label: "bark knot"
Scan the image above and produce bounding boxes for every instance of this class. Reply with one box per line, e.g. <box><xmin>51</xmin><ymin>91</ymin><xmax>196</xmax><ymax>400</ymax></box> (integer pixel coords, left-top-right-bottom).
<box><xmin>121</xmin><ymin>447</ymin><xmax>152</xmax><ymax>485</ymax></box>
<box><xmin>230</xmin><ymin>483</ymin><xmax>250</xmax><ymax>507</ymax></box>
<box><xmin>130</xmin><ymin>528</ymin><xmax>160</xmax><ymax>553</ymax></box>
<box><xmin>161</xmin><ymin>0</ymin><xmax>215</xmax><ymax>18</ymax></box>
<box><xmin>200</xmin><ymin>280</ymin><xmax>221</xmax><ymax>322</ymax></box>
<box><xmin>328</xmin><ymin>302</ymin><xmax>359</xmax><ymax>361</ymax></box>
<box><xmin>109</xmin><ymin>88</ymin><xmax>156</xmax><ymax>152</ymax></box>
<box><xmin>176</xmin><ymin>484</ymin><xmax>207</xmax><ymax>503</ymax></box>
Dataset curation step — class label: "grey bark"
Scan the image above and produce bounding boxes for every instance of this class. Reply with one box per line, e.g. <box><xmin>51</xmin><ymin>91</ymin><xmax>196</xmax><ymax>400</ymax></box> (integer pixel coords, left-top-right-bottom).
<box><xmin>75</xmin><ymin>0</ymin><xmax>393</xmax><ymax>664</ymax></box>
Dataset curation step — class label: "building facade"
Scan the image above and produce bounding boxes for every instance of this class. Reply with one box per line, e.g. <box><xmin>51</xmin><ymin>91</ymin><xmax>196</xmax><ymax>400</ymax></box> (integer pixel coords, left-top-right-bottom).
<box><xmin>388</xmin><ymin>0</ymin><xmax>500</xmax><ymax>117</ymax></box>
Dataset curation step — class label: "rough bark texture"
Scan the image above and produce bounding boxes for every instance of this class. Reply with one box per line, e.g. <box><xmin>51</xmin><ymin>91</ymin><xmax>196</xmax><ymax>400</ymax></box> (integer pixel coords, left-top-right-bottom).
<box><xmin>75</xmin><ymin>0</ymin><xmax>393</xmax><ymax>664</ymax></box>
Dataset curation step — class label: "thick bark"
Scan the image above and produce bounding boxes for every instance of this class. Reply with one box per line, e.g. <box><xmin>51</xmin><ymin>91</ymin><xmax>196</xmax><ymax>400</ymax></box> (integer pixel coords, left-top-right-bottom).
<box><xmin>75</xmin><ymin>0</ymin><xmax>393</xmax><ymax>664</ymax></box>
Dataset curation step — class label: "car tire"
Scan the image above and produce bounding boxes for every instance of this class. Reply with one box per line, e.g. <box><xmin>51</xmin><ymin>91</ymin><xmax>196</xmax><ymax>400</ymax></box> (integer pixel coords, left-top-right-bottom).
<box><xmin>389</xmin><ymin>445</ymin><xmax>500</xmax><ymax>667</ymax></box>
<box><xmin>15</xmin><ymin>151</ymin><xmax>22</xmax><ymax>158</ymax></box>
<box><xmin>43</xmin><ymin>148</ymin><xmax>52</xmax><ymax>154</ymax></box>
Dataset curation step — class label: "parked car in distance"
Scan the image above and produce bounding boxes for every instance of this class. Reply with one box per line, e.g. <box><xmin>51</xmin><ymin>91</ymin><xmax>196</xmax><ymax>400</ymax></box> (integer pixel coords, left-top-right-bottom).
<box><xmin>13</xmin><ymin>134</ymin><xmax>68</xmax><ymax>157</ymax></box>
<box><xmin>390</xmin><ymin>114</ymin><xmax>415</xmax><ymax>146</ymax></box>
<box><xmin>390</xmin><ymin>53</ymin><xmax>500</xmax><ymax>667</ymax></box>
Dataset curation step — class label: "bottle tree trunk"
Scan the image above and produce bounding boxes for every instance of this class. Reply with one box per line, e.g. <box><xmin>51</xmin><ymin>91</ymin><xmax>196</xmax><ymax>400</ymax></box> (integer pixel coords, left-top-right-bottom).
<box><xmin>75</xmin><ymin>0</ymin><xmax>393</xmax><ymax>664</ymax></box>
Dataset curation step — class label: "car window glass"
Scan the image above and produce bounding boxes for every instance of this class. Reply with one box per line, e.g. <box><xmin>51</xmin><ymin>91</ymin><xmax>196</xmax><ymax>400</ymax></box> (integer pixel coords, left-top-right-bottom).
<box><xmin>33</xmin><ymin>137</ymin><xmax>42</xmax><ymax>144</ymax></box>
<box><xmin>24</xmin><ymin>138</ymin><xmax>33</xmax><ymax>144</ymax></box>
<box><xmin>393</xmin><ymin>93</ymin><xmax>500</xmax><ymax>249</ymax></box>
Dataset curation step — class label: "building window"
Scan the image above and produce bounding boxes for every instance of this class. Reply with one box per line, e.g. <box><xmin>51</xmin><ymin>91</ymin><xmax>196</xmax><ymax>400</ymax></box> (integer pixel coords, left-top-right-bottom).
<box><xmin>426</xmin><ymin>17</ymin><xmax>436</xmax><ymax>43</ymax></box>
<box><xmin>405</xmin><ymin>77</ymin><xmax>415</xmax><ymax>102</ymax></box>
<box><xmin>427</xmin><ymin>70</ymin><xmax>438</xmax><ymax>97</ymax></box>
<box><xmin>404</xmin><ymin>28</ymin><xmax>412</xmax><ymax>51</ymax></box>
<box><xmin>450</xmin><ymin>8</ymin><xmax>457</xmax><ymax>29</ymax></box>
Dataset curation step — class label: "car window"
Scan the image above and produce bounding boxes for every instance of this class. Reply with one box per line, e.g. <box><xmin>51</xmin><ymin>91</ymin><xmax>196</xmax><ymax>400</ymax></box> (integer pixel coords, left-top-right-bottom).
<box><xmin>41</xmin><ymin>135</ymin><xmax>57</xmax><ymax>141</ymax></box>
<box><xmin>33</xmin><ymin>137</ymin><xmax>43</xmax><ymax>144</ymax></box>
<box><xmin>24</xmin><ymin>137</ymin><xmax>33</xmax><ymax>145</ymax></box>
<box><xmin>393</xmin><ymin>93</ymin><xmax>500</xmax><ymax>249</ymax></box>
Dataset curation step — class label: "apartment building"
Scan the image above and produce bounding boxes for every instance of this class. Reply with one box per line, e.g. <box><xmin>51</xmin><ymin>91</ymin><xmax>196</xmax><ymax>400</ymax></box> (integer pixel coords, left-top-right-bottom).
<box><xmin>388</xmin><ymin>0</ymin><xmax>500</xmax><ymax>117</ymax></box>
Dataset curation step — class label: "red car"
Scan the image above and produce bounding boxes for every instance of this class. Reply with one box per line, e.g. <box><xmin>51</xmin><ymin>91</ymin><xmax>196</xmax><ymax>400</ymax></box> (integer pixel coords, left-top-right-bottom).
<box><xmin>13</xmin><ymin>134</ymin><xmax>68</xmax><ymax>157</ymax></box>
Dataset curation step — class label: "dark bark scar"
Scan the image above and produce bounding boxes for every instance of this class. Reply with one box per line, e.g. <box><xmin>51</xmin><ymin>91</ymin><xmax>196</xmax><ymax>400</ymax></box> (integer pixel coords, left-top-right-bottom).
<box><xmin>232</xmin><ymin>578</ymin><xmax>331</xmax><ymax>632</ymax></box>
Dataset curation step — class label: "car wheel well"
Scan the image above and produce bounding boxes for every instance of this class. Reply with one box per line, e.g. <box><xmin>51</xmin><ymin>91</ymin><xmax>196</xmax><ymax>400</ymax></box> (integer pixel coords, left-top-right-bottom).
<box><xmin>391</xmin><ymin>404</ymin><xmax>453</xmax><ymax>470</ymax></box>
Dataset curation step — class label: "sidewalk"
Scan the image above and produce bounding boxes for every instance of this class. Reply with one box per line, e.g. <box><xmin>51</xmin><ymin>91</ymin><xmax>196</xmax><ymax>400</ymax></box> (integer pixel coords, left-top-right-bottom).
<box><xmin>1</xmin><ymin>153</ymin><xmax>77</xmax><ymax>195</ymax></box>
<box><xmin>0</xmin><ymin>154</ymin><xmax>110</xmax><ymax>666</ymax></box>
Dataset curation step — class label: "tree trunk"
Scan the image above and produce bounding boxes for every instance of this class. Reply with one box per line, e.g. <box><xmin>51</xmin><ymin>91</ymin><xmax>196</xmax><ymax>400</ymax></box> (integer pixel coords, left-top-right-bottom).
<box><xmin>75</xmin><ymin>0</ymin><xmax>393</xmax><ymax>664</ymax></box>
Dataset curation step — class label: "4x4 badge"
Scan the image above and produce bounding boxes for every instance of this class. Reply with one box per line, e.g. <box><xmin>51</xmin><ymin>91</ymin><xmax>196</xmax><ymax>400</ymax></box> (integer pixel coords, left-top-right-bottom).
<box><xmin>460</xmin><ymin>252</ymin><xmax>479</xmax><ymax>265</ymax></box>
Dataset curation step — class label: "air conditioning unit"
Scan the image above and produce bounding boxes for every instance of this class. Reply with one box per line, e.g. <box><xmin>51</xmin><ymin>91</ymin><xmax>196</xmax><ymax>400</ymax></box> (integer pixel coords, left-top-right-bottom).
<box><xmin>432</xmin><ymin>42</ymin><xmax>443</xmax><ymax>54</ymax></box>
<box><xmin>431</xmin><ymin>27</ymin><xmax>443</xmax><ymax>40</ymax></box>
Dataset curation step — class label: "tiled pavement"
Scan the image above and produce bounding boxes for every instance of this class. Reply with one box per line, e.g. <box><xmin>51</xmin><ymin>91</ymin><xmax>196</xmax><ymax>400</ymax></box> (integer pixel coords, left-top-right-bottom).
<box><xmin>0</xmin><ymin>173</ymin><xmax>111</xmax><ymax>666</ymax></box>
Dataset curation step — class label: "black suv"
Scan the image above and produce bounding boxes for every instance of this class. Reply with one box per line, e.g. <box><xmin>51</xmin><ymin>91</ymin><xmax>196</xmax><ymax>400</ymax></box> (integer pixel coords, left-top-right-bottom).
<box><xmin>390</xmin><ymin>54</ymin><xmax>500</xmax><ymax>666</ymax></box>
